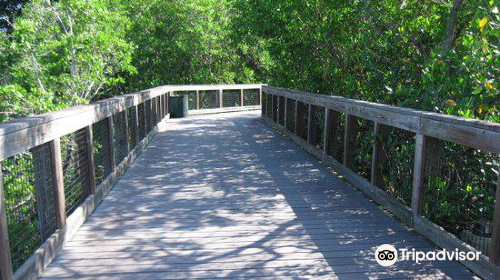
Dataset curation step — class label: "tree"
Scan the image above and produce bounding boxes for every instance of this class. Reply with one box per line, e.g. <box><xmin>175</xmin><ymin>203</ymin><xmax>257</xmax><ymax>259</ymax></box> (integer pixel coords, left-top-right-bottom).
<box><xmin>0</xmin><ymin>0</ymin><xmax>136</xmax><ymax>121</ymax></box>
<box><xmin>0</xmin><ymin>0</ymin><xmax>29</xmax><ymax>32</ymax></box>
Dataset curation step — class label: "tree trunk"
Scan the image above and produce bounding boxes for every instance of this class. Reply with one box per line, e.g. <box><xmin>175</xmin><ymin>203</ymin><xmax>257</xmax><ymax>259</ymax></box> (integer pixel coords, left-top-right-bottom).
<box><xmin>443</xmin><ymin>0</ymin><xmax>464</xmax><ymax>51</ymax></box>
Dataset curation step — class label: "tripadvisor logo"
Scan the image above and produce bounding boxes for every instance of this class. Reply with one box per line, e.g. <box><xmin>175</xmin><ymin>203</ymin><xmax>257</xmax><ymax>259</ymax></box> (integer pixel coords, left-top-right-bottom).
<box><xmin>375</xmin><ymin>244</ymin><xmax>398</xmax><ymax>266</ymax></box>
<box><xmin>375</xmin><ymin>244</ymin><xmax>480</xmax><ymax>267</ymax></box>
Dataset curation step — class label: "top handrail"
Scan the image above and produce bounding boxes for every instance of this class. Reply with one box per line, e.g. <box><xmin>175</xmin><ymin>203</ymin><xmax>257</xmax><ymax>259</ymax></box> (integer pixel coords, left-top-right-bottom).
<box><xmin>0</xmin><ymin>84</ymin><xmax>263</xmax><ymax>160</ymax></box>
<box><xmin>264</xmin><ymin>85</ymin><xmax>500</xmax><ymax>154</ymax></box>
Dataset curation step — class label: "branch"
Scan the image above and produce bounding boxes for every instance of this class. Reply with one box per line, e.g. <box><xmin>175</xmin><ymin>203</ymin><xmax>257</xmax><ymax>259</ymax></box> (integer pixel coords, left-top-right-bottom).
<box><xmin>443</xmin><ymin>0</ymin><xmax>464</xmax><ymax>51</ymax></box>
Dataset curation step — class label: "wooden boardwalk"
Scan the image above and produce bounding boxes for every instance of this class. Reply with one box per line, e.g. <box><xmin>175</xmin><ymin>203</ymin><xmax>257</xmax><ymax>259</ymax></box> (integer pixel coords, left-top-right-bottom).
<box><xmin>40</xmin><ymin>111</ymin><xmax>475</xmax><ymax>280</ymax></box>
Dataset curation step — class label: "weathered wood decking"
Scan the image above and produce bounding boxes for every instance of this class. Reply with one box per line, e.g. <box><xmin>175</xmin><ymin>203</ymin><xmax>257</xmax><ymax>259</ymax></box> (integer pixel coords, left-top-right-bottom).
<box><xmin>40</xmin><ymin>111</ymin><xmax>475</xmax><ymax>279</ymax></box>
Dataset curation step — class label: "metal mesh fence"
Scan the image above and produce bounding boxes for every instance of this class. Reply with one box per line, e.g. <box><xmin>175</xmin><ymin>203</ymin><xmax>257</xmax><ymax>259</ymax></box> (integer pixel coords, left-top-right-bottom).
<box><xmin>145</xmin><ymin>100</ymin><xmax>152</xmax><ymax>133</ymax></box>
<box><xmin>278</xmin><ymin>96</ymin><xmax>285</xmax><ymax>126</ymax></box>
<box><xmin>127</xmin><ymin>107</ymin><xmax>138</xmax><ymax>151</ymax></box>
<box><xmin>325</xmin><ymin>111</ymin><xmax>345</xmax><ymax>163</ymax></box>
<box><xmin>265</xmin><ymin>94</ymin><xmax>272</xmax><ymax>117</ymax></box>
<box><xmin>243</xmin><ymin>89</ymin><xmax>260</xmax><ymax>106</ymax></box>
<box><xmin>164</xmin><ymin>93</ymin><xmax>169</xmax><ymax>115</ymax></box>
<box><xmin>223</xmin><ymin>90</ymin><xmax>241</xmax><ymax>108</ymax></box>
<box><xmin>423</xmin><ymin>143</ymin><xmax>497</xmax><ymax>255</ymax></box>
<box><xmin>373</xmin><ymin>127</ymin><xmax>415</xmax><ymax>205</ymax></box>
<box><xmin>92</xmin><ymin>119</ymin><xmax>112</xmax><ymax>186</ymax></box>
<box><xmin>200</xmin><ymin>91</ymin><xmax>218</xmax><ymax>109</ymax></box>
<box><xmin>2</xmin><ymin>143</ymin><xmax>57</xmax><ymax>271</ymax></box>
<box><xmin>295</xmin><ymin>101</ymin><xmax>308</xmax><ymax>140</ymax></box>
<box><xmin>156</xmin><ymin>97</ymin><xmax>161</xmax><ymax>121</ymax></box>
<box><xmin>151</xmin><ymin>98</ymin><xmax>157</xmax><ymax>127</ymax></box>
<box><xmin>138</xmin><ymin>103</ymin><xmax>146</xmax><ymax>140</ymax></box>
<box><xmin>309</xmin><ymin>105</ymin><xmax>325</xmax><ymax>150</ymax></box>
<box><xmin>60</xmin><ymin>128</ymin><xmax>90</xmax><ymax>216</ymax></box>
<box><xmin>353</xmin><ymin>119</ymin><xmax>374</xmax><ymax>180</ymax></box>
<box><xmin>113</xmin><ymin>111</ymin><xmax>128</xmax><ymax>165</ymax></box>
<box><xmin>160</xmin><ymin>95</ymin><xmax>166</xmax><ymax>116</ymax></box>
<box><xmin>285</xmin><ymin>98</ymin><xmax>296</xmax><ymax>133</ymax></box>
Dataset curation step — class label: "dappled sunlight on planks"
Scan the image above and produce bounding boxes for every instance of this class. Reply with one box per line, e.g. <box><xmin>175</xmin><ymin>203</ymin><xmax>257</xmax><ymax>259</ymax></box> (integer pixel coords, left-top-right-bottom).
<box><xmin>39</xmin><ymin>111</ymin><xmax>475</xmax><ymax>280</ymax></box>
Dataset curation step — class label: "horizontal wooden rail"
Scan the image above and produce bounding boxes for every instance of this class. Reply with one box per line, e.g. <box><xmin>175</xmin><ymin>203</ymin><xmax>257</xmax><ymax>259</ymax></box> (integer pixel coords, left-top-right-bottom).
<box><xmin>262</xmin><ymin>85</ymin><xmax>500</xmax><ymax>280</ymax></box>
<box><xmin>0</xmin><ymin>84</ymin><xmax>263</xmax><ymax>280</ymax></box>
<box><xmin>0</xmin><ymin>85</ymin><xmax>263</xmax><ymax>161</ymax></box>
<box><xmin>264</xmin><ymin>86</ymin><xmax>499</xmax><ymax>154</ymax></box>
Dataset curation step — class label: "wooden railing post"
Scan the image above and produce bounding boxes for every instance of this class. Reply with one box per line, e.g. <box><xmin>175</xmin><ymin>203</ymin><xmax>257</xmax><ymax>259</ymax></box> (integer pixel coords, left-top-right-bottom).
<box><xmin>122</xmin><ymin>111</ymin><xmax>130</xmax><ymax>154</ymax></box>
<box><xmin>240</xmin><ymin>89</ymin><xmax>244</xmax><ymax>107</ymax></box>
<box><xmin>159</xmin><ymin>96</ymin><xmax>164</xmax><ymax>119</ymax></box>
<box><xmin>219</xmin><ymin>89</ymin><xmax>223</xmax><ymax>108</ymax></box>
<box><xmin>294</xmin><ymin>100</ymin><xmax>300</xmax><ymax>134</ymax></box>
<box><xmin>411</xmin><ymin>134</ymin><xmax>443</xmax><ymax>221</ymax></box>
<box><xmin>323</xmin><ymin>109</ymin><xmax>340</xmax><ymax>158</ymax></box>
<box><xmin>165</xmin><ymin>92</ymin><xmax>170</xmax><ymax>115</ymax></box>
<box><xmin>276</xmin><ymin>96</ymin><xmax>281</xmax><ymax>125</ymax></box>
<box><xmin>283</xmin><ymin>98</ymin><xmax>288</xmax><ymax>129</ymax></box>
<box><xmin>50</xmin><ymin>138</ymin><xmax>66</xmax><ymax>229</ymax></box>
<box><xmin>271</xmin><ymin>94</ymin><xmax>275</xmax><ymax>122</ymax></box>
<box><xmin>133</xmin><ymin>106</ymin><xmax>140</xmax><ymax>145</ymax></box>
<box><xmin>0</xmin><ymin>164</ymin><xmax>14</xmax><ymax>280</ymax></box>
<box><xmin>371</xmin><ymin>123</ymin><xmax>389</xmax><ymax>189</ymax></box>
<box><xmin>307</xmin><ymin>104</ymin><xmax>317</xmax><ymax>145</ymax></box>
<box><xmin>85</xmin><ymin>126</ymin><xmax>96</xmax><ymax>195</ymax></box>
<box><xmin>148</xmin><ymin>99</ymin><xmax>154</xmax><ymax>130</ymax></box>
<box><xmin>259</xmin><ymin>86</ymin><xmax>262</xmax><ymax>106</ymax></box>
<box><xmin>107</xmin><ymin>117</ymin><xmax>116</xmax><ymax>171</ymax></box>
<box><xmin>196</xmin><ymin>90</ymin><xmax>200</xmax><ymax>110</ymax></box>
<box><xmin>343</xmin><ymin>115</ymin><xmax>357</xmax><ymax>169</ymax></box>
<box><xmin>490</xmin><ymin>169</ymin><xmax>500</xmax><ymax>264</ymax></box>
<box><xmin>157</xmin><ymin>97</ymin><xmax>161</xmax><ymax>122</ymax></box>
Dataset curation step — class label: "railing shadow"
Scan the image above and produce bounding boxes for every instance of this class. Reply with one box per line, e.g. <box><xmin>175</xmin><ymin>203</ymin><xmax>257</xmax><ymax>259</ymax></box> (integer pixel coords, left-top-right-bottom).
<box><xmin>41</xmin><ymin>111</ymin><xmax>475</xmax><ymax>279</ymax></box>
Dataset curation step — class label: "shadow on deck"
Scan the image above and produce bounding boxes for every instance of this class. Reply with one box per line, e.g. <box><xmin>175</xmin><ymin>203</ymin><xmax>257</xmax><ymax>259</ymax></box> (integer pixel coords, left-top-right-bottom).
<box><xmin>40</xmin><ymin>111</ymin><xmax>474</xmax><ymax>279</ymax></box>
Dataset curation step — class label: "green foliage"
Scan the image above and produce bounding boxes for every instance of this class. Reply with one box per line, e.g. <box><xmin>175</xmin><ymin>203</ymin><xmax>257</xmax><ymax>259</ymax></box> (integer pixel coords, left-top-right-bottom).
<box><xmin>231</xmin><ymin>0</ymin><xmax>499</xmax><ymax>121</ymax></box>
<box><xmin>1</xmin><ymin>0</ymin><xmax>136</xmax><ymax>120</ymax></box>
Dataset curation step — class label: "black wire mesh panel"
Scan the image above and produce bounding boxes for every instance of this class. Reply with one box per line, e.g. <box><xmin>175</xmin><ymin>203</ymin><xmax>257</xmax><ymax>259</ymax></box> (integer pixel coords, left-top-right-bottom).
<box><xmin>325</xmin><ymin>111</ymin><xmax>345</xmax><ymax>162</ymax></box>
<box><xmin>309</xmin><ymin>105</ymin><xmax>325</xmax><ymax>150</ymax></box>
<box><xmin>200</xmin><ymin>91</ymin><xmax>218</xmax><ymax>109</ymax></box>
<box><xmin>222</xmin><ymin>90</ymin><xmax>240</xmax><ymax>108</ymax></box>
<box><xmin>272</xmin><ymin>95</ymin><xmax>278</xmax><ymax>122</ymax></box>
<box><xmin>145</xmin><ymin>99</ymin><xmax>152</xmax><ymax>133</ymax></box>
<box><xmin>1</xmin><ymin>143</ymin><xmax>57</xmax><ymax>271</ymax></box>
<box><xmin>265</xmin><ymin>94</ymin><xmax>272</xmax><ymax>117</ymax></box>
<box><xmin>278</xmin><ymin>96</ymin><xmax>285</xmax><ymax>126</ymax></box>
<box><xmin>151</xmin><ymin>98</ymin><xmax>157</xmax><ymax>127</ymax></box>
<box><xmin>92</xmin><ymin>119</ymin><xmax>112</xmax><ymax>186</ymax></box>
<box><xmin>285</xmin><ymin>98</ymin><xmax>296</xmax><ymax>133</ymax></box>
<box><xmin>295</xmin><ymin>101</ymin><xmax>308</xmax><ymax>140</ymax></box>
<box><xmin>113</xmin><ymin>111</ymin><xmax>128</xmax><ymax>165</ymax></box>
<box><xmin>127</xmin><ymin>107</ymin><xmax>138</xmax><ymax>151</ymax></box>
<box><xmin>353</xmin><ymin>119</ymin><xmax>374</xmax><ymax>180</ymax></box>
<box><xmin>423</xmin><ymin>143</ymin><xmax>498</xmax><ymax>255</ymax></box>
<box><xmin>156</xmin><ymin>97</ymin><xmax>161</xmax><ymax>123</ymax></box>
<box><xmin>138</xmin><ymin>102</ymin><xmax>146</xmax><ymax>140</ymax></box>
<box><xmin>160</xmin><ymin>95</ymin><xmax>166</xmax><ymax>116</ymax></box>
<box><xmin>60</xmin><ymin>128</ymin><xmax>90</xmax><ymax>216</ymax></box>
<box><xmin>166</xmin><ymin>93</ymin><xmax>170</xmax><ymax>114</ymax></box>
<box><xmin>243</xmin><ymin>89</ymin><xmax>260</xmax><ymax>106</ymax></box>
<box><xmin>372</xmin><ymin>127</ymin><xmax>415</xmax><ymax>205</ymax></box>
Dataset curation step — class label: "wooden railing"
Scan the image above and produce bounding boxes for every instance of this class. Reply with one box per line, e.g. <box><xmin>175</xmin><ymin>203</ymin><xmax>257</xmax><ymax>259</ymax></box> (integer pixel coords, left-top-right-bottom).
<box><xmin>0</xmin><ymin>84</ymin><xmax>262</xmax><ymax>280</ymax></box>
<box><xmin>262</xmin><ymin>85</ymin><xmax>500</xmax><ymax>280</ymax></box>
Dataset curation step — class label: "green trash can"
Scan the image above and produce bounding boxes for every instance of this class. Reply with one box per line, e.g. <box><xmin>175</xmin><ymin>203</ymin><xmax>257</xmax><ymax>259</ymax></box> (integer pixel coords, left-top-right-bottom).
<box><xmin>170</xmin><ymin>94</ymin><xmax>189</xmax><ymax>118</ymax></box>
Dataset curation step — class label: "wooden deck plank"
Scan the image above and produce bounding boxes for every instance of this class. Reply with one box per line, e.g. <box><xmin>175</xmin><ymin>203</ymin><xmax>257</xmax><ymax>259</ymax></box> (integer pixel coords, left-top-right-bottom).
<box><xmin>40</xmin><ymin>111</ymin><xmax>475</xmax><ymax>279</ymax></box>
